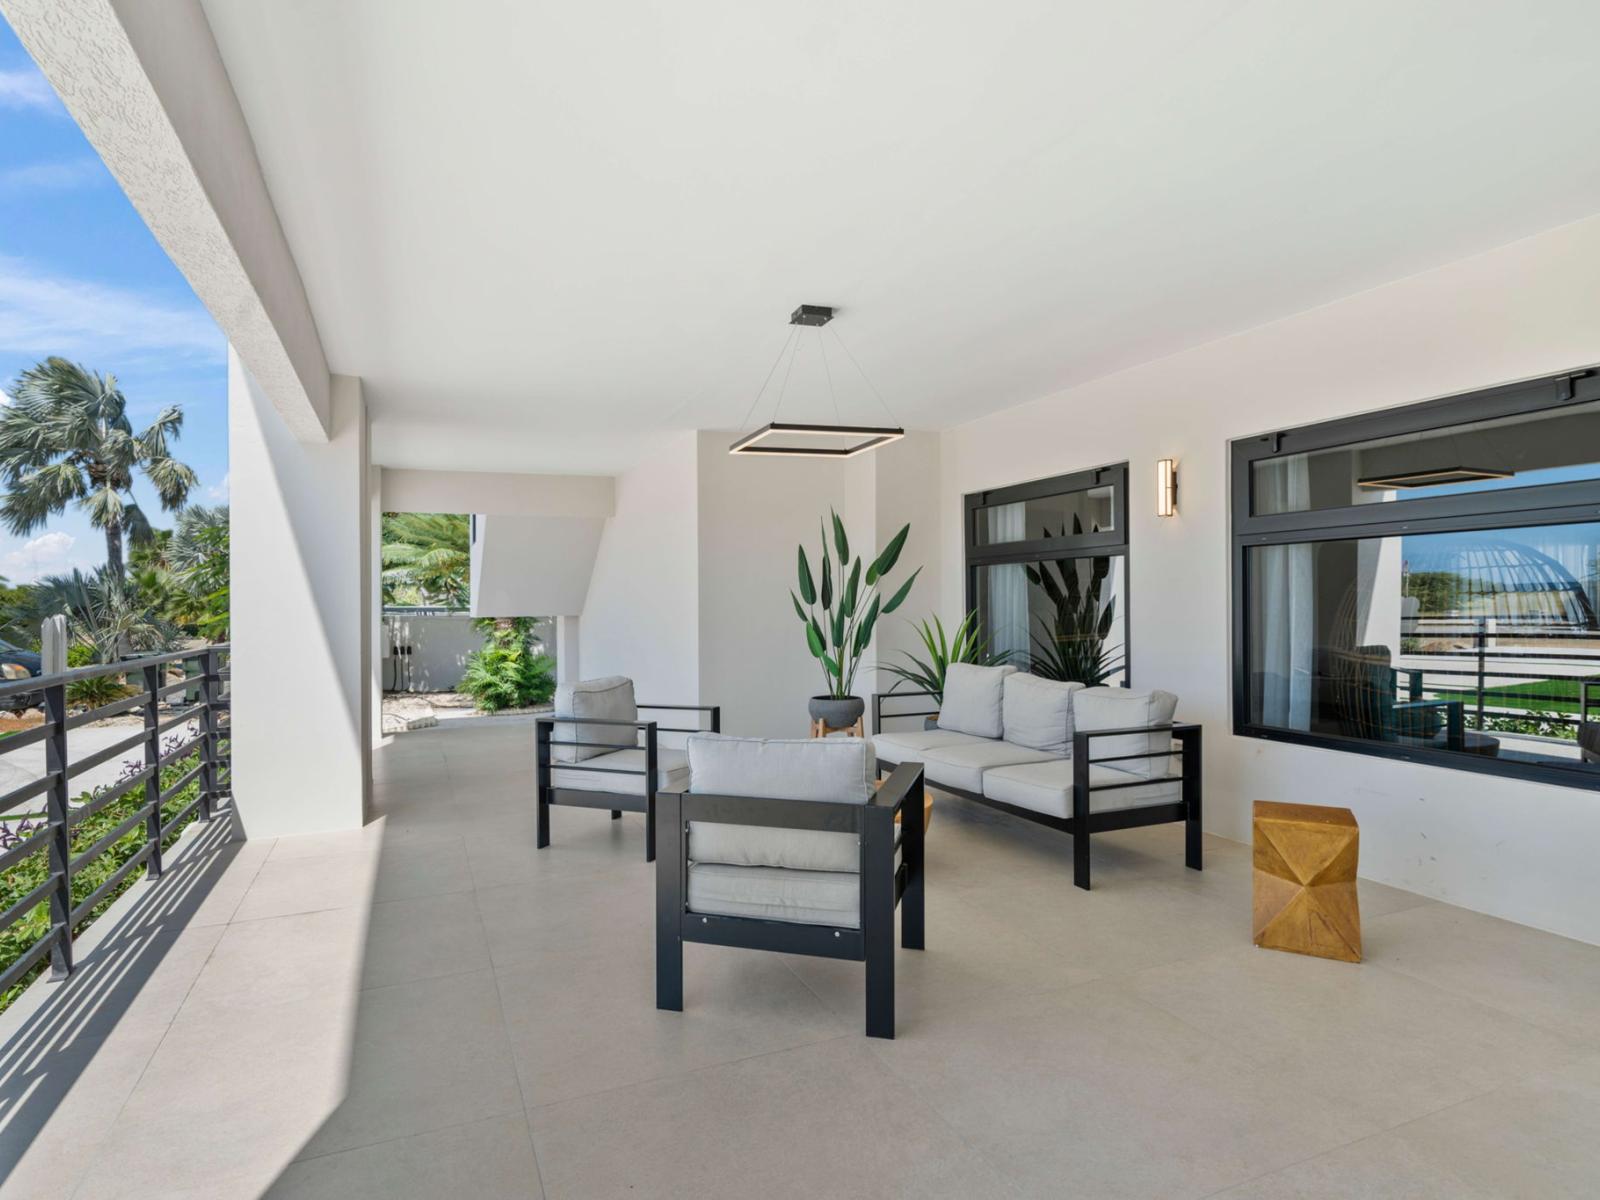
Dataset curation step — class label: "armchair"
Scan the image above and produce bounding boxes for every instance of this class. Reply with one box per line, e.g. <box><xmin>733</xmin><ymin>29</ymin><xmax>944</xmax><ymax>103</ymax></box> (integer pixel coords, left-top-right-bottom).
<box><xmin>535</xmin><ymin>676</ymin><xmax>720</xmax><ymax>862</ymax></box>
<box><xmin>655</xmin><ymin>735</ymin><xmax>925</xmax><ymax>1039</ymax></box>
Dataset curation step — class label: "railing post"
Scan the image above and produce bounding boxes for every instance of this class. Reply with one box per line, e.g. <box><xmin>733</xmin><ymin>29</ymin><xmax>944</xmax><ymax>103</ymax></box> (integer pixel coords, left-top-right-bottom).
<box><xmin>43</xmin><ymin>682</ymin><xmax>73</xmax><ymax>979</ymax></box>
<box><xmin>142</xmin><ymin>662</ymin><xmax>164</xmax><ymax>879</ymax></box>
<box><xmin>199</xmin><ymin>649</ymin><xmax>219</xmax><ymax>822</ymax></box>
<box><xmin>1474</xmin><ymin>619</ymin><xmax>1487</xmax><ymax>731</ymax></box>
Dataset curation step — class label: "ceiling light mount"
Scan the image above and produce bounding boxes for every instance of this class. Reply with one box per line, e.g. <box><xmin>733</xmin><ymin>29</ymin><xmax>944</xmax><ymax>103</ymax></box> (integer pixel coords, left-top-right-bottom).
<box><xmin>789</xmin><ymin>304</ymin><xmax>834</xmax><ymax>327</ymax></box>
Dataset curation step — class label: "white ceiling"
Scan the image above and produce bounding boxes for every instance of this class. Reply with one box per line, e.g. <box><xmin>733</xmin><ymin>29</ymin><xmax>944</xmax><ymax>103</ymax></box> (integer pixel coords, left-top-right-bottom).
<box><xmin>200</xmin><ymin>0</ymin><xmax>1600</xmax><ymax>474</ymax></box>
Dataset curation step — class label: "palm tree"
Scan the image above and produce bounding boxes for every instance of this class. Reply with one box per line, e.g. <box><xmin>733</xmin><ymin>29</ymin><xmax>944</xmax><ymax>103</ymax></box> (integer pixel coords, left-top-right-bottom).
<box><xmin>382</xmin><ymin>512</ymin><xmax>470</xmax><ymax>608</ymax></box>
<box><xmin>0</xmin><ymin>358</ymin><xmax>198</xmax><ymax>577</ymax></box>
<box><xmin>21</xmin><ymin>566</ymin><xmax>178</xmax><ymax>662</ymax></box>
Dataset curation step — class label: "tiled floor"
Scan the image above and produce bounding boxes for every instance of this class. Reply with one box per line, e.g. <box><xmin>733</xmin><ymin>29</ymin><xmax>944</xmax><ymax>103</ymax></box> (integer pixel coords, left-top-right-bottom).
<box><xmin>3</xmin><ymin>717</ymin><xmax>1600</xmax><ymax>1198</ymax></box>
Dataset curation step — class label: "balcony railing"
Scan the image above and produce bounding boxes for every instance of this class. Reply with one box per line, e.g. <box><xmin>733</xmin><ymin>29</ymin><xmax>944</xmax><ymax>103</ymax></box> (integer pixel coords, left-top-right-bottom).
<box><xmin>0</xmin><ymin>645</ymin><xmax>230</xmax><ymax>1004</ymax></box>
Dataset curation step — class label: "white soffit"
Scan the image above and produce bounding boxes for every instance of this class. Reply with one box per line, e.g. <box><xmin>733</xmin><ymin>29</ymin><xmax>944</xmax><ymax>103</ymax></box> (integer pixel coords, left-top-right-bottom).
<box><xmin>199</xmin><ymin>0</ymin><xmax>1600</xmax><ymax>472</ymax></box>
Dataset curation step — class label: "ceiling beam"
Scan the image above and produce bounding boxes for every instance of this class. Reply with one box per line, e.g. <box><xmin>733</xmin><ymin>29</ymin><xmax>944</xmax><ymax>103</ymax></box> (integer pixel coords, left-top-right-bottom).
<box><xmin>2</xmin><ymin>0</ymin><xmax>332</xmax><ymax>440</ymax></box>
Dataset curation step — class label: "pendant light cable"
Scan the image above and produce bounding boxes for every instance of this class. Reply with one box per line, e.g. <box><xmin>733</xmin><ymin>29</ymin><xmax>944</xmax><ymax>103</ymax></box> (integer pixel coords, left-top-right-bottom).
<box><xmin>829</xmin><ymin>326</ymin><xmax>899</xmax><ymax>427</ymax></box>
<box><xmin>817</xmin><ymin>327</ymin><xmax>842</xmax><ymax>423</ymax></box>
<box><xmin>734</xmin><ymin>326</ymin><xmax>799</xmax><ymax>435</ymax></box>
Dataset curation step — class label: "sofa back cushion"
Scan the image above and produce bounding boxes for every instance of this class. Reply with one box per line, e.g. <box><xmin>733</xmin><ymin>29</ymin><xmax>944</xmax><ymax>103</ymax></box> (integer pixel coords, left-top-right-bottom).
<box><xmin>1002</xmin><ymin>674</ymin><xmax>1083</xmax><ymax>755</ymax></box>
<box><xmin>1073</xmin><ymin>687</ymin><xmax>1179</xmax><ymax>779</ymax></box>
<box><xmin>685</xmin><ymin>734</ymin><xmax>875</xmax><ymax>872</ymax></box>
<box><xmin>938</xmin><ymin>663</ymin><xmax>1017</xmax><ymax>739</ymax></box>
<box><xmin>552</xmin><ymin>676</ymin><xmax>636</xmax><ymax>763</ymax></box>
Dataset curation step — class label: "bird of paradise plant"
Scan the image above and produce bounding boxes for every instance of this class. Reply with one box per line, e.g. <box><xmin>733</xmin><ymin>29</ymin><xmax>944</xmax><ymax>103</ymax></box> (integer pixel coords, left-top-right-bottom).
<box><xmin>883</xmin><ymin>610</ymin><xmax>1011</xmax><ymax>705</ymax></box>
<box><xmin>1025</xmin><ymin>517</ymin><xmax>1122</xmax><ymax>686</ymax></box>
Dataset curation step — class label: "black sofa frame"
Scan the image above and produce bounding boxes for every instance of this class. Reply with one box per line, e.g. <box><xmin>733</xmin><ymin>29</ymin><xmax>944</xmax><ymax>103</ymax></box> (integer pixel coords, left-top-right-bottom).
<box><xmin>655</xmin><ymin>762</ymin><xmax>926</xmax><ymax>1039</ymax></box>
<box><xmin>535</xmin><ymin>704</ymin><xmax>720</xmax><ymax>862</ymax></box>
<box><xmin>873</xmin><ymin>690</ymin><xmax>1201</xmax><ymax>891</ymax></box>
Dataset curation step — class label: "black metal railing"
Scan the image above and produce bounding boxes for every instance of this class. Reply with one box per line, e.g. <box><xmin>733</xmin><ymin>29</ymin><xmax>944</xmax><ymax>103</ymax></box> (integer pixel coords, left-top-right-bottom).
<box><xmin>0</xmin><ymin>644</ymin><xmax>230</xmax><ymax>999</ymax></box>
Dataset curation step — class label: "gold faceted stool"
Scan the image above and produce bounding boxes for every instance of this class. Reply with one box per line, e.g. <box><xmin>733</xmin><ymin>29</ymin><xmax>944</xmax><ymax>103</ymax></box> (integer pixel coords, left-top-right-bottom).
<box><xmin>1252</xmin><ymin>801</ymin><xmax>1361</xmax><ymax>963</ymax></box>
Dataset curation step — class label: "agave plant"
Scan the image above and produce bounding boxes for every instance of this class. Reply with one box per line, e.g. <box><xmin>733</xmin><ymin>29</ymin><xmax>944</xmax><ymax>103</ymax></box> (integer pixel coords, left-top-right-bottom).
<box><xmin>883</xmin><ymin>610</ymin><xmax>1010</xmax><ymax>704</ymax></box>
<box><xmin>792</xmin><ymin>511</ymin><xmax>919</xmax><ymax>700</ymax></box>
<box><xmin>1025</xmin><ymin>518</ymin><xmax>1123</xmax><ymax>686</ymax></box>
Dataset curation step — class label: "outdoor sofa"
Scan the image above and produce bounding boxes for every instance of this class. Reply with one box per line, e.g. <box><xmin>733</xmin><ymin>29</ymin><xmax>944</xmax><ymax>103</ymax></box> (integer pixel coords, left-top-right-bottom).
<box><xmin>535</xmin><ymin>676</ymin><xmax>720</xmax><ymax>862</ymax></box>
<box><xmin>872</xmin><ymin>663</ymin><xmax>1201</xmax><ymax>889</ymax></box>
<box><xmin>655</xmin><ymin>733</ymin><xmax>925</xmax><ymax>1038</ymax></box>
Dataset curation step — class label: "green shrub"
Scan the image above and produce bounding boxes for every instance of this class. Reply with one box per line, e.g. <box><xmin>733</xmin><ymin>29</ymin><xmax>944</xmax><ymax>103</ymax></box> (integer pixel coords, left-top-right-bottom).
<box><xmin>0</xmin><ymin>737</ymin><xmax>208</xmax><ymax>1012</ymax></box>
<box><xmin>459</xmin><ymin>618</ymin><xmax>555</xmax><ymax>712</ymax></box>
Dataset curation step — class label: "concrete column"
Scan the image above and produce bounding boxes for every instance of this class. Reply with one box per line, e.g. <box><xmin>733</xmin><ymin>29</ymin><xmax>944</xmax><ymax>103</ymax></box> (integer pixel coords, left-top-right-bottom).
<box><xmin>229</xmin><ymin>350</ymin><xmax>372</xmax><ymax>836</ymax></box>
<box><xmin>556</xmin><ymin>616</ymin><xmax>581</xmax><ymax>685</ymax></box>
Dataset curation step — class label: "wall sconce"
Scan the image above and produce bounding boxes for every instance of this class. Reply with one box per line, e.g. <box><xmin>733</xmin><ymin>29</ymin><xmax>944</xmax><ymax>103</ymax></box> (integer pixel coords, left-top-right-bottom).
<box><xmin>1156</xmin><ymin>458</ymin><xmax>1178</xmax><ymax>517</ymax></box>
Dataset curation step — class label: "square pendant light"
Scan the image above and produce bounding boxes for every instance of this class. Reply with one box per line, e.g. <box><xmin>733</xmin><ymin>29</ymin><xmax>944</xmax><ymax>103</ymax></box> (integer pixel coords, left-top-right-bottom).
<box><xmin>1356</xmin><ymin>466</ymin><xmax>1513</xmax><ymax>489</ymax></box>
<box><xmin>729</xmin><ymin>421</ymin><xmax>905</xmax><ymax>458</ymax></box>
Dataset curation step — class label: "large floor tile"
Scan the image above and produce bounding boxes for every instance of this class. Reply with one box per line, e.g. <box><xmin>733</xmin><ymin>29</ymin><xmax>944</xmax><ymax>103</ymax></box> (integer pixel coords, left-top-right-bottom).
<box><xmin>359</xmin><ymin>889</ymin><xmax>492</xmax><ymax>990</ymax></box>
<box><xmin>868</xmin><ymin>980</ymin><xmax>1379</xmax><ymax>1199</ymax></box>
<box><xmin>1128</xmin><ymin>943</ymin><xmax>1580</xmax><ymax>1128</ymax></box>
<box><xmin>1368</xmin><ymin>901</ymin><xmax>1600</xmax><ymax>1039</ymax></box>
<box><xmin>475</xmin><ymin>869</ymin><xmax>653</xmax><ymax>968</ymax></box>
<box><xmin>185</xmin><ymin>906</ymin><xmax>366</xmax><ymax>1012</ymax></box>
<box><xmin>265</xmin><ymin>1113</ymin><xmax>544</xmax><ymax>1199</ymax></box>
<box><xmin>298</xmin><ymin>968</ymin><xmax>524</xmax><ymax>1159</ymax></box>
<box><xmin>529</xmin><ymin>1037</ymin><xmax>1016</xmax><ymax>1200</ymax></box>
<box><xmin>500</xmin><ymin>939</ymin><xmax>850</xmax><ymax>1107</ymax></box>
<box><xmin>231</xmin><ymin>850</ymin><xmax>378</xmax><ymax>922</ymax></box>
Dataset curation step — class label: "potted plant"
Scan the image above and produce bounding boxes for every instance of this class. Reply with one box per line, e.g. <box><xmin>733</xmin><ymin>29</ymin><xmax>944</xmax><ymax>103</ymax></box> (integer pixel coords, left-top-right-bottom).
<box><xmin>1025</xmin><ymin>518</ymin><xmax>1123</xmax><ymax>685</ymax></box>
<box><xmin>792</xmin><ymin>510</ymin><xmax>919</xmax><ymax>731</ymax></box>
<box><xmin>884</xmin><ymin>610</ymin><xmax>1010</xmax><ymax>724</ymax></box>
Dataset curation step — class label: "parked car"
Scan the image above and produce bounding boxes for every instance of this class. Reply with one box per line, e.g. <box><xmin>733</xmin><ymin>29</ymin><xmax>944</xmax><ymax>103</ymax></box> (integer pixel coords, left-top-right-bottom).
<box><xmin>0</xmin><ymin>638</ymin><xmax>43</xmax><ymax>713</ymax></box>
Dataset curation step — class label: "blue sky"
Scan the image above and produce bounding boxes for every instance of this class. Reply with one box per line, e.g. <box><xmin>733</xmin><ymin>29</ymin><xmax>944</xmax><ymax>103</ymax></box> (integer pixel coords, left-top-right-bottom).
<box><xmin>0</xmin><ymin>18</ymin><xmax>228</xmax><ymax>583</ymax></box>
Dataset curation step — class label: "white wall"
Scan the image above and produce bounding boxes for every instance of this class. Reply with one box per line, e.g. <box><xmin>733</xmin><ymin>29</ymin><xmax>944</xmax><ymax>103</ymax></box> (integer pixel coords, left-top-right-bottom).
<box><xmin>380</xmin><ymin>613</ymin><xmax>481</xmax><ymax>692</ymax></box>
<box><xmin>381</xmin><ymin>468</ymin><xmax>613</xmax><ymax>518</ymax></box>
<box><xmin>469</xmin><ymin>514</ymin><xmax>607</xmax><ymax>618</ymax></box>
<box><xmin>940</xmin><ymin>212</ymin><xmax>1600</xmax><ymax>944</ymax></box>
<box><xmin>581</xmin><ymin>434</ymin><xmax>702</xmax><ymax>705</ymax></box>
<box><xmin>230</xmin><ymin>353</ymin><xmax>370</xmax><ymax>836</ymax></box>
<box><xmin>867</xmin><ymin>432</ymin><xmax>944</xmax><ymax>695</ymax></box>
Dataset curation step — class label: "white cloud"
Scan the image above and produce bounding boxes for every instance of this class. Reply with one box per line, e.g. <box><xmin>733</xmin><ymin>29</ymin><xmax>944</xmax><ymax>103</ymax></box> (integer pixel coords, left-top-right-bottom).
<box><xmin>0</xmin><ymin>255</ymin><xmax>224</xmax><ymax>365</ymax></box>
<box><xmin>0</xmin><ymin>158</ymin><xmax>105</xmax><ymax>194</ymax></box>
<box><xmin>206</xmin><ymin>472</ymin><xmax>230</xmax><ymax>502</ymax></box>
<box><xmin>0</xmin><ymin>67</ymin><xmax>60</xmax><ymax>114</ymax></box>
<box><xmin>1</xmin><ymin>531</ymin><xmax>87</xmax><ymax>583</ymax></box>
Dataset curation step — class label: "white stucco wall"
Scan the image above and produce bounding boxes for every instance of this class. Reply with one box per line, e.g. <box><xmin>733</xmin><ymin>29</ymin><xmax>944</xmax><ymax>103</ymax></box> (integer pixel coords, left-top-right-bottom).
<box><xmin>939</xmin><ymin>212</ymin><xmax>1600</xmax><ymax>944</ymax></box>
<box><xmin>581</xmin><ymin>434</ymin><xmax>702</xmax><ymax>706</ymax></box>
<box><xmin>230</xmin><ymin>353</ymin><xmax>370</xmax><ymax>836</ymax></box>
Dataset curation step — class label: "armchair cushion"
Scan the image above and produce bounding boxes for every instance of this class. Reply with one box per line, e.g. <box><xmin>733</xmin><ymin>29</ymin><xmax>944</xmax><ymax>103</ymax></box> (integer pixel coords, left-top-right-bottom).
<box><xmin>937</xmin><ymin>663</ymin><xmax>1018</xmax><ymax>739</ymax></box>
<box><xmin>685</xmin><ymin>734</ymin><xmax>875</xmax><ymax>873</ymax></box>
<box><xmin>1002</xmin><ymin>673</ymin><xmax>1084</xmax><ymax>754</ymax></box>
<box><xmin>550</xmin><ymin>747</ymin><xmax>688</xmax><ymax>796</ymax></box>
<box><xmin>1073</xmin><ymin>687</ymin><xmax>1179</xmax><ymax>780</ymax></box>
<box><xmin>552</xmin><ymin>676</ymin><xmax>637</xmax><ymax>763</ymax></box>
<box><xmin>688</xmin><ymin>863</ymin><xmax>861</xmax><ymax>929</ymax></box>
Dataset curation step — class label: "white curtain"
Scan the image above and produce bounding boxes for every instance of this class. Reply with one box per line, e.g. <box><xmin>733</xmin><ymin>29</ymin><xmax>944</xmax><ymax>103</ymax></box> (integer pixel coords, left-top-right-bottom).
<box><xmin>984</xmin><ymin>504</ymin><xmax>1031</xmax><ymax>665</ymax></box>
<box><xmin>1254</xmin><ymin>459</ymin><xmax>1314</xmax><ymax>729</ymax></box>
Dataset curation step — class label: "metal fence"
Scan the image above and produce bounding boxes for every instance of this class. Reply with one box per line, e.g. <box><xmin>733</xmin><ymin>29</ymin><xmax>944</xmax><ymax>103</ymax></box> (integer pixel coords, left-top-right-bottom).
<box><xmin>0</xmin><ymin>644</ymin><xmax>230</xmax><ymax>997</ymax></box>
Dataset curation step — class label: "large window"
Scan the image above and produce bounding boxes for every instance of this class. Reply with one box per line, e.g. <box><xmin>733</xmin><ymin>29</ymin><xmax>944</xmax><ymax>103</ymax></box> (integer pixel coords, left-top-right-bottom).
<box><xmin>966</xmin><ymin>465</ymin><xmax>1130</xmax><ymax>686</ymax></box>
<box><xmin>1232</xmin><ymin>370</ymin><xmax>1600</xmax><ymax>788</ymax></box>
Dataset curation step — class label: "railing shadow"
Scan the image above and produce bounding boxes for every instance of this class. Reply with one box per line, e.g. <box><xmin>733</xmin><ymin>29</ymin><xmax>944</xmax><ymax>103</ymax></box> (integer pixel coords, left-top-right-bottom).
<box><xmin>0</xmin><ymin>813</ymin><xmax>247</xmax><ymax>1189</ymax></box>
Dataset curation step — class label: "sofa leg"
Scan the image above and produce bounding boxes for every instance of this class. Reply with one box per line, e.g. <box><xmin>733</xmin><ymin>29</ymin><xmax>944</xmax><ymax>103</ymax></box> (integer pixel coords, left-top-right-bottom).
<box><xmin>1074</xmin><ymin>833</ymin><xmax>1091</xmax><ymax>891</ymax></box>
<box><xmin>863</xmin><ymin>809</ymin><xmax>896</xmax><ymax>1038</ymax></box>
<box><xmin>611</xmin><ymin>809</ymin><xmax>622</xmax><ymax>820</ymax></box>
<box><xmin>865</xmin><ymin>935</ymin><xmax>894</xmax><ymax>1039</ymax></box>
<box><xmin>536</xmin><ymin>788</ymin><xmax>551</xmax><ymax>850</ymax></box>
<box><xmin>1181</xmin><ymin>726</ymin><xmax>1203</xmax><ymax>872</ymax></box>
<box><xmin>645</xmin><ymin>795</ymin><xmax>657</xmax><ymax>863</ymax></box>
<box><xmin>655</xmin><ymin>791</ymin><xmax>684</xmax><ymax>1012</ymax></box>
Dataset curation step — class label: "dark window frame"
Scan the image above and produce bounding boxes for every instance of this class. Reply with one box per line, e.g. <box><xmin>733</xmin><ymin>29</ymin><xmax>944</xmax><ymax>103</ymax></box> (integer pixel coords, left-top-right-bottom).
<box><xmin>1230</xmin><ymin>367</ymin><xmax>1600</xmax><ymax>791</ymax></box>
<box><xmin>965</xmin><ymin>463</ymin><xmax>1133</xmax><ymax>685</ymax></box>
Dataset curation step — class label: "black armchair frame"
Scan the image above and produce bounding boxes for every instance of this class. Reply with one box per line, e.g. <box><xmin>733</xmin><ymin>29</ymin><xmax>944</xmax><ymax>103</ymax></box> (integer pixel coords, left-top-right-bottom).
<box><xmin>535</xmin><ymin>704</ymin><xmax>720</xmax><ymax>862</ymax></box>
<box><xmin>655</xmin><ymin>762</ymin><xmax>926</xmax><ymax>1039</ymax></box>
<box><xmin>873</xmin><ymin>694</ymin><xmax>1201</xmax><ymax>891</ymax></box>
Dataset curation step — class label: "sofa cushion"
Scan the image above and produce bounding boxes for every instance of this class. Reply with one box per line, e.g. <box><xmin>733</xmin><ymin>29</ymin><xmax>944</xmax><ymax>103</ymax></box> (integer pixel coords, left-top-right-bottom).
<box><xmin>918</xmin><ymin>739</ymin><xmax>1060</xmax><ymax>793</ymax></box>
<box><xmin>685</xmin><ymin>734</ymin><xmax>874</xmax><ymax>872</ymax></box>
<box><xmin>549</xmin><ymin>747</ymin><xmax>687</xmax><ymax>796</ymax></box>
<box><xmin>688</xmin><ymin>863</ymin><xmax>860</xmax><ymax>929</ymax></box>
<box><xmin>938</xmin><ymin>663</ymin><xmax>1018</xmax><ymax>739</ymax></box>
<box><xmin>981</xmin><ymin>759</ymin><xmax>1182</xmax><ymax>819</ymax></box>
<box><xmin>552</xmin><ymin>676</ymin><xmax>637</xmax><ymax>763</ymax></box>
<box><xmin>870</xmin><ymin>728</ymin><xmax>987</xmax><ymax>762</ymax></box>
<box><xmin>1072</xmin><ymin>687</ymin><xmax>1179</xmax><ymax>779</ymax></box>
<box><xmin>1002</xmin><ymin>674</ymin><xmax>1084</xmax><ymax>755</ymax></box>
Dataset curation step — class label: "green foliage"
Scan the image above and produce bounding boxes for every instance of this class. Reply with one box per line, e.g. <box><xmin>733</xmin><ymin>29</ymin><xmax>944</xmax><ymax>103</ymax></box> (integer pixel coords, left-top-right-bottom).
<box><xmin>1403</xmin><ymin>570</ymin><xmax>1467</xmax><ymax>615</ymax></box>
<box><xmin>1</xmin><ymin>740</ymin><xmax>207</xmax><ymax>1012</ymax></box>
<box><xmin>1025</xmin><ymin>517</ymin><xmax>1122</xmax><ymax>686</ymax></box>
<box><xmin>1479</xmin><ymin>709</ymin><xmax>1578</xmax><ymax>740</ymax></box>
<box><xmin>459</xmin><ymin>618</ymin><xmax>555</xmax><ymax>711</ymax></box>
<box><xmin>792</xmin><ymin>511</ymin><xmax>918</xmax><ymax>700</ymax></box>
<box><xmin>0</xmin><ymin>358</ymin><xmax>197</xmax><ymax>576</ymax></box>
<box><xmin>22</xmin><ymin>567</ymin><xmax>178</xmax><ymax>664</ymax></box>
<box><xmin>884</xmin><ymin>610</ymin><xmax>1011</xmax><ymax>704</ymax></box>
<box><xmin>382</xmin><ymin>512</ymin><xmax>470</xmax><ymax>608</ymax></box>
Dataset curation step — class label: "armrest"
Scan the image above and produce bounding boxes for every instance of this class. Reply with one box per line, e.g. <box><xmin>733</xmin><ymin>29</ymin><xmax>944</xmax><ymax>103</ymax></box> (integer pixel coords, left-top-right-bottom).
<box><xmin>872</xmin><ymin>689</ymin><xmax>939</xmax><ymax>734</ymax></box>
<box><xmin>868</xmin><ymin>761</ymin><xmax>923</xmax><ymax>814</ymax></box>
<box><xmin>1073</xmin><ymin>722</ymin><xmax>1200</xmax><ymax>768</ymax></box>
<box><xmin>637</xmin><ymin>703</ymin><xmax>719</xmax><ymax>712</ymax></box>
<box><xmin>637</xmin><ymin>702</ymin><xmax>722</xmax><ymax>733</ymax></box>
<box><xmin>535</xmin><ymin>716</ymin><xmax>658</xmax><ymax>758</ymax></box>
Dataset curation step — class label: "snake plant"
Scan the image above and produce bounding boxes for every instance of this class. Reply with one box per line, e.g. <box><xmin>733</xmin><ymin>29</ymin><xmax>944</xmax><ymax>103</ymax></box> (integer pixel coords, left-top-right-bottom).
<box><xmin>1025</xmin><ymin>517</ymin><xmax>1123</xmax><ymax>685</ymax></box>
<box><xmin>792</xmin><ymin>510</ymin><xmax>919</xmax><ymax>699</ymax></box>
